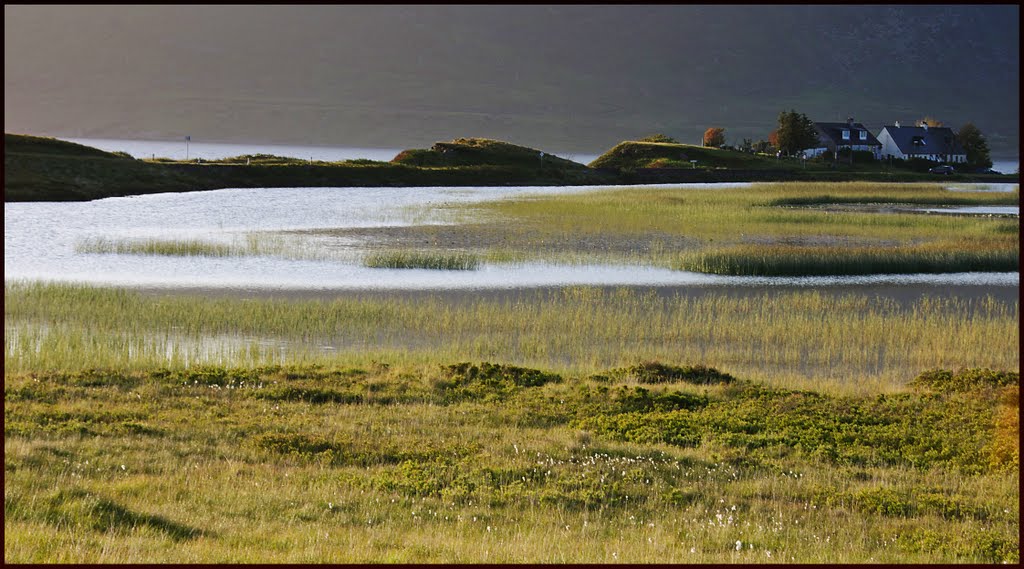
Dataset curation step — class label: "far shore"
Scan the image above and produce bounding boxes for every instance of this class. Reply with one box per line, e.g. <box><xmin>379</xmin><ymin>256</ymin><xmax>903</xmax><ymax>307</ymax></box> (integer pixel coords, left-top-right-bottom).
<box><xmin>5</xmin><ymin>133</ymin><xmax>1018</xmax><ymax>202</ymax></box>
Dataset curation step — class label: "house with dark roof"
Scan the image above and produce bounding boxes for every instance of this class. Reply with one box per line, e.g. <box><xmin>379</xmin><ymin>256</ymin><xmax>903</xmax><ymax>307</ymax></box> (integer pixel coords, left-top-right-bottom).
<box><xmin>876</xmin><ymin>122</ymin><xmax>966</xmax><ymax>163</ymax></box>
<box><xmin>802</xmin><ymin>118</ymin><xmax>882</xmax><ymax>159</ymax></box>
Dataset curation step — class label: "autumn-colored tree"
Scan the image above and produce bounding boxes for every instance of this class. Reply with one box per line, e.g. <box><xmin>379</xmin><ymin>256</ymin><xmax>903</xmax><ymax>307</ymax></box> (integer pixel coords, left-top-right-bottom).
<box><xmin>703</xmin><ymin>127</ymin><xmax>726</xmax><ymax>147</ymax></box>
<box><xmin>957</xmin><ymin>123</ymin><xmax>992</xmax><ymax>168</ymax></box>
<box><xmin>767</xmin><ymin>129</ymin><xmax>779</xmax><ymax>149</ymax></box>
<box><xmin>916</xmin><ymin>116</ymin><xmax>944</xmax><ymax>127</ymax></box>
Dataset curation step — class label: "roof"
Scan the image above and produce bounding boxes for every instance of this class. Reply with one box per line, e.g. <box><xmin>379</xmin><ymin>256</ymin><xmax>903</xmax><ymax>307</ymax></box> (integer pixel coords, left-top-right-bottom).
<box><xmin>813</xmin><ymin>122</ymin><xmax>882</xmax><ymax>147</ymax></box>
<box><xmin>880</xmin><ymin>125</ymin><xmax>966</xmax><ymax>156</ymax></box>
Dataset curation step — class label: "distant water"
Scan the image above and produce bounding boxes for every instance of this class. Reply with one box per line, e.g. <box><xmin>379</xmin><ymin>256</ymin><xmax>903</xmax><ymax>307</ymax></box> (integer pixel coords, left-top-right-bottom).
<box><xmin>990</xmin><ymin>159</ymin><xmax>1020</xmax><ymax>175</ymax></box>
<box><xmin>64</xmin><ymin>137</ymin><xmax>602</xmax><ymax>165</ymax></box>
<box><xmin>918</xmin><ymin>206</ymin><xmax>1018</xmax><ymax>216</ymax></box>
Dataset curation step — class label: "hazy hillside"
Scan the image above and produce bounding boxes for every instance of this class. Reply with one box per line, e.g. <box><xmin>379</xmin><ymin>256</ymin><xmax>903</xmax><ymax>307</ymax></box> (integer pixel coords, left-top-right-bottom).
<box><xmin>4</xmin><ymin>5</ymin><xmax>1019</xmax><ymax>156</ymax></box>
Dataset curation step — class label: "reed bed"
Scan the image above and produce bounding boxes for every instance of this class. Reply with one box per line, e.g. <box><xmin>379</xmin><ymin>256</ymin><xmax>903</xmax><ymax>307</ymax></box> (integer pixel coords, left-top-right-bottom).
<box><xmin>676</xmin><ymin>243</ymin><xmax>1020</xmax><ymax>276</ymax></box>
<box><xmin>74</xmin><ymin>234</ymin><xmax>353</xmax><ymax>262</ymax></box>
<box><xmin>5</xmin><ymin>281</ymin><xmax>1017</xmax><ymax>393</ymax></box>
<box><xmin>449</xmin><ymin>181</ymin><xmax>1019</xmax><ymax>273</ymax></box>
<box><xmin>363</xmin><ymin>250</ymin><xmax>481</xmax><ymax>270</ymax></box>
<box><xmin>75</xmin><ymin>237</ymin><xmax>235</xmax><ymax>257</ymax></box>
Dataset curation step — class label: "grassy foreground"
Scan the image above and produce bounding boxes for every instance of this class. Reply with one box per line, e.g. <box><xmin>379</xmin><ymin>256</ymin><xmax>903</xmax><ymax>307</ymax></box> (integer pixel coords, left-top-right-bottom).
<box><xmin>4</xmin><ymin>362</ymin><xmax>1018</xmax><ymax>563</ymax></box>
<box><xmin>4</xmin><ymin>282</ymin><xmax>1019</xmax><ymax>562</ymax></box>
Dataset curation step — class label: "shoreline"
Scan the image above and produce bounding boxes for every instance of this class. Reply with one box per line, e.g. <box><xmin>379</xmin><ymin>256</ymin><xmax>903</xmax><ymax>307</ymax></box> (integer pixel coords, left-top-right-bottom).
<box><xmin>6</xmin><ymin>133</ymin><xmax>1018</xmax><ymax>202</ymax></box>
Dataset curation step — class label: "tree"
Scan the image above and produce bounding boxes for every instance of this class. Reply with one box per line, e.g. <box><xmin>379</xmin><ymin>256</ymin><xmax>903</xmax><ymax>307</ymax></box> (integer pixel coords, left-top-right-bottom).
<box><xmin>916</xmin><ymin>116</ymin><xmax>944</xmax><ymax>127</ymax></box>
<box><xmin>775</xmin><ymin>110</ymin><xmax>819</xmax><ymax>156</ymax></box>
<box><xmin>957</xmin><ymin>123</ymin><xmax>992</xmax><ymax>168</ymax></box>
<box><xmin>703</xmin><ymin>127</ymin><xmax>726</xmax><ymax>147</ymax></box>
<box><xmin>752</xmin><ymin>139</ymin><xmax>774</xmax><ymax>154</ymax></box>
<box><xmin>767</xmin><ymin>130</ymin><xmax>779</xmax><ymax>150</ymax></box>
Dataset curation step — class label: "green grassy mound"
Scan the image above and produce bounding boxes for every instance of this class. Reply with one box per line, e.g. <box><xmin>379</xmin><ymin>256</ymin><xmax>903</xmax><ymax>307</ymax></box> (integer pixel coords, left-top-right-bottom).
<box><xmin>4</xmin><ymin>133</ymin><xmax>204</xmax><ymax>201</ymax></box>
<box><xmin>3</xmin><ymin>133</ymin><xmax>129</xmax><ymax>159</ymax></box>
<box><xmin>588</xmin><ymin>140</ymin><xmax>784</xmax><ymax>170</ymax></box>
<box><xmin>392</xmin><ymin>137</ymin><xmax>587</xmax><ymax>169</ymax></box>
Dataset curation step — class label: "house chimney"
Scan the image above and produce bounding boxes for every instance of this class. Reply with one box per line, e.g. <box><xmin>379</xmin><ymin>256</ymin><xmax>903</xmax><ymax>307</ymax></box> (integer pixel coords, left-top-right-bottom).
<box><xmin>922</xmin><ymin>123</ymin><xmax>928</xmax><ymax>132</ymax></box>
<box><xmin>895</xmin><ymin>121</ymin><xmax>900</xmax><ymax>128</ymax></box>
<box><xmin>847</xmin><ymin>117</ymin><xmax>854</xmax><ymax>126</ymax></box>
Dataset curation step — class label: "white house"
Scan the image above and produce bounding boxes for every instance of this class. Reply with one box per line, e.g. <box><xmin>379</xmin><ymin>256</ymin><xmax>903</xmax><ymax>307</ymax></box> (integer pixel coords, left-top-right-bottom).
<box><xmin>802</xmin><ymin>118</ymin><xmax>882</xmax><ymax>159</ymax></box>
<box><xmin>876</xmin><ymin>123</ymin><xmax>967</xmax><ymax>163</ymax></box>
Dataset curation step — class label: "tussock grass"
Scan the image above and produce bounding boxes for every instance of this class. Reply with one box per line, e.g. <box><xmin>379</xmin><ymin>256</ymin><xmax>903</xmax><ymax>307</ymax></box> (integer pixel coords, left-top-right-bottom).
<box><xmin>363</xmin><ymin>250</ymin><xmax>480</xmax><ymax>270</ymax></box>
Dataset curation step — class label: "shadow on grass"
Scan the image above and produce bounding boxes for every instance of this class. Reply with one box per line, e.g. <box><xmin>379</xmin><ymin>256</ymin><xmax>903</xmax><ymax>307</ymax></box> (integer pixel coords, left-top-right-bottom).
<box><xmin>38</xmin><ymin>488</ymin><xmax>210</xmax><ymax>541</ymax></box>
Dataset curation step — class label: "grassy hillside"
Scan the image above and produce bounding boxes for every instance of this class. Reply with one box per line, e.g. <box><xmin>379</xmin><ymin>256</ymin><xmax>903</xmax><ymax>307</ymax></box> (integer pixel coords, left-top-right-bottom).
<box><xmin>588</xmin><ymin>141</ymin><xmax>788</xmax><ymax>170</ymax></box>
<box><xmin>4</xmin><ymin>134</ymin><xmax>207</xmax><ymax>201</ymax></box>
<box><xmin>3</xmin><ymin>133</ymin><xmax>130</xmax><ymax>159</ymax></box>
<box><xmin>4</xmin><ymin>134</ymin><xmax>612</xmax><ymax>202</ymax></box>
<box><xmin>392</xmin><ymin>137</ymin><xmax>588</xmax><ymax>169</ymax></box>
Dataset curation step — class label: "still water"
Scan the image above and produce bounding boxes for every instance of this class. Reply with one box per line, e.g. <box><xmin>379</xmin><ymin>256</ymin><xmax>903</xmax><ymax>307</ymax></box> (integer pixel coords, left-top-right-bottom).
<box><xmin>4</xmin><ymin>183</ymin><xmax>1019</xmax><ymax>293</ymax></box>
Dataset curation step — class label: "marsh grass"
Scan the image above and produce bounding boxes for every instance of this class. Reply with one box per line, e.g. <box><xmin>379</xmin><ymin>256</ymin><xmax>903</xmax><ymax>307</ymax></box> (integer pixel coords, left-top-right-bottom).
<box><xmin>74</xmin><ymin>233</ymin><xmax>347</xmax><ymax>262</ymax></box>
<box><xmin>4</xmin><ymin>282</ymin><xmax>1017</xmax><ymax>392</ymax></box>
<box><xmin>451</xmin><ymin>181</ymin><xmax>1019</xmax><ymax>273</ymax></box>
<box><xmin>363</xmin><ymin>250</ymin><xmax>481</xmax><ymax>270</ymax></box>
<box><xmin>75</xmin><ymin>237</ymin><xmax>235</xmax><ymax>257</ymax></box>
<box><xmin>676</xmin><ymin>243</ymin><xmax>1019</xmax><ymax>276</ymax></box>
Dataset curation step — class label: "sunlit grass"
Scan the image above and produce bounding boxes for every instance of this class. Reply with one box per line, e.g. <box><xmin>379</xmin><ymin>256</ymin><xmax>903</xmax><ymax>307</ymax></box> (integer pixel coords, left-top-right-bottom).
<box><xmin>676</xmin><ymin>242</ymin><xmax>1019</xmax><ymax>276</ymax></box>
<box><xmin>5</xmin><ymin>281</ymin><xmax>1017</xmax><ymax>393</ymax></box>
<box><xmin>76</xmin><ymin>237</ymin><xmax>235</xmax><ymax>257</ymax></box>
<box><xmin>74</xmin><ymin>233</ymin><xmax>354</xmax><ymax>262</ymax></box>
<box><xmin>363</xmin><ymin>250</ymin><xmax>480</xmax><ymax>270</ymax></box>
<box><xmin>4</xmin><ymin>363</ymin><xmax>1019</xmax><ymax>562</ymax></box>
<box><xmin>436</xmin><ymin>181</ymin><xmax>1020</xmax><ymax>273</ymax></box>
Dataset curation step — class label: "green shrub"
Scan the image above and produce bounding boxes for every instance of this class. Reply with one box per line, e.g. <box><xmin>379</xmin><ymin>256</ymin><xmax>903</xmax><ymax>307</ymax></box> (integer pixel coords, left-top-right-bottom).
<box><xmin>910</xmin><ymin>368</ymin><xmax>1019</xmax><ymax>392</ymax></box>
<box><xmin>637</xmin><ymin>134</ymin><xmax>679</xmax><ymax>144</ymax></box>
<box><xmin>608</xmin><ymin>361</ymin><xmax>734</xmax><ymax>385</ymax></box>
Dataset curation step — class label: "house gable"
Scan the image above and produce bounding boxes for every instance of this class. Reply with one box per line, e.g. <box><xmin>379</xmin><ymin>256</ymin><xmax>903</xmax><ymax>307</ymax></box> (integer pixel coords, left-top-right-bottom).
<box><xmin>877</xmin><ymin>125</ymin><xmax>967</xmax><ymax>162</ymax></box>
<box><xmin>813</xmin><ymin>121</ymin><xmax>883</xmax><ymax>149</ymax></box>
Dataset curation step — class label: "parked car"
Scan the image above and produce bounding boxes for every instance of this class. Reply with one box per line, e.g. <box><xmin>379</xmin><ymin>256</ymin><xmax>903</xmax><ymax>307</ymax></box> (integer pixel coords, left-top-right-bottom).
<box><xmin>928</xmin><ymin>165</ymin><xmax>956</xmax><ymax>174</ymax></box>
<box><xmin>973</xmin><ymin>167</ymin><xmax>1002</xmax><ymax>175</ymax></box>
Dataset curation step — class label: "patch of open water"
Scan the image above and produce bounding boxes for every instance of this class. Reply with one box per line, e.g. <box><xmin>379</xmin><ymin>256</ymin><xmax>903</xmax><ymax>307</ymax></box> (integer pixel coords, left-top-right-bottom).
<box><xmin>916</xmin><ymin>206</ymin><xmax>1018</xmax><ymax>216</ymax></box>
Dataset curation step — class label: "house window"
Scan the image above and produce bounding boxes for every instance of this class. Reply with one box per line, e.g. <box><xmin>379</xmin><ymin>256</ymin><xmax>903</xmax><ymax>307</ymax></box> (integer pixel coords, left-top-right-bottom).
<box><xmin>859</xmin><ymin>130</ymin><xmax>867</xmax><ymax>141</ymax></box>
<box><xmin>842</xmin><ymin>130</ymin><xmax>850</xmax><ymax>140</ymax></box>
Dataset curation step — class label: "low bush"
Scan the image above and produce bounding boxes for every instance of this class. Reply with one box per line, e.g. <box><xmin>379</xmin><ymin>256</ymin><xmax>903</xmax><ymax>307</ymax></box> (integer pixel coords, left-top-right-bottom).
<box><xmin>910</xmin><ymin>368</ymin><xmax>1019</xmax><ymax>392</ymax></box>
<box><xmin>607</xmin><ymin>361</ymin><xmax>735</xmax><ymax>385</ymax></box>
